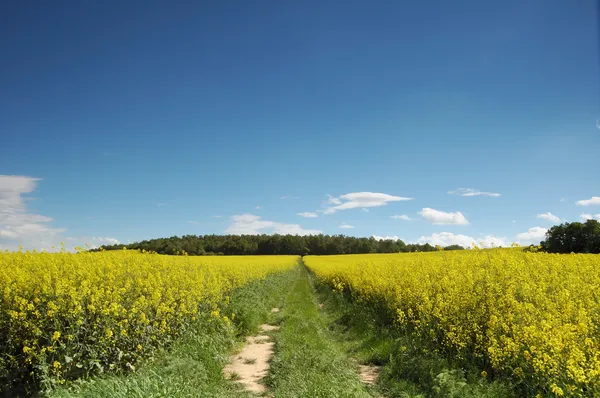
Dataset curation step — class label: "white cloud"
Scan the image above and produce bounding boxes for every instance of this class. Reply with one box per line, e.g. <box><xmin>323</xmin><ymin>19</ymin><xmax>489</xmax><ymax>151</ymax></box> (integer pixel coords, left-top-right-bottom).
<box><xmin>390</xmin><ymin>214</ymin><xmax>411</xmax><ymax>220</ymax></box>
<box><xmin>280</xmin><ymin>195</ymin><xmax>297</xmax><ymax>200</ymax></box>
<box><xmin>339</xmin><ymin>223</ymin><xmax>354</xmax><ymax>229</ymax></box>
<box><xmin>297</xmin><ymin>212</ymin><xmax>318</xmax><ymax>218</ymax></box>
<box><xmin>537</xmin><ymin>212</ymin><xmax>562</xmax><ymax>223</ymax></box>
<box><xmin>417</xmin><ymin>232</ymin><xmax>507</xmax><ymax>248</ymax></box>
<box><xmin>580</xmin><ymin>213</ymin><xmax>600</xmax><ymax>221</ymax></box>
<box><xmin>478</xmin><ymin>235</ymin><xmax>508</xmax><ymax>248</ymax></box>
<box><xmin>0</xmin><ymin>175</ymin><xmax>119</xmax><ymax>251</ymax></box>
<box><xmin>448</xmin><ymin>188</ymin><xmax>501</xmax><ymax>197</ymax></box>
<box><xmin>324</xmin><ymin>192</ymin><xmax>413</xmax><ymax>214</ymax></box>
<box><xmin>372</xmin><ymin>235</ymin><xmax>403</xmax><ymax>241</ymax></box>
<box><xmin>515</xmin><ymin>227</ymin><xmax>547</xmax><ymax>245</ymax></box>
<box><xmin>212</xmin><ymin>215</ymin><xmax>223</xmax><ymax>218</ymax></box>
<box><xmin>225</xmin><ymin>213</ymin><xmax>321</xmax><ymax>236</ymax></box>
<box><xmin>576</xmin><ymin>196</ymin><xmax>600</xmax><ymax>206</ymax></box>
<box><xmin>560</xmin><ymin>198</ymin><xmax>566</xmax><ymax>202</ymax></box>
<box><xmin>418</xmin><ymin>208</ymin><xmax>469</xmax><ymax>225</ymax></box>
<box><xmin>0</xmin><ymin>175</ymin><xmax>65</xmax><ymax>250</ymax></box>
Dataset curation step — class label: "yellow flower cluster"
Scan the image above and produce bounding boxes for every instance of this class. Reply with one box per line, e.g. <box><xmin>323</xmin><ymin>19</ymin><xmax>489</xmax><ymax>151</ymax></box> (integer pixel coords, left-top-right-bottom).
<box><xmin>305</xmin><ymin>249</ymin><xmax>600</xmax><ymax>396</ymax></box>
<box><xmin>0</xmin><ymin>249</ymin><xmax>297</xmax><ymax>388</ymax></box>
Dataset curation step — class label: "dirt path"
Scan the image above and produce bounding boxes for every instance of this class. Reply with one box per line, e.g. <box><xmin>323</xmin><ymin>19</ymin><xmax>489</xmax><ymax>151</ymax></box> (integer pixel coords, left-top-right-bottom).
<box><xmin>223</xmin><ymin>311</ymin><xmax>280</xmax><ymax>394</ymax></box>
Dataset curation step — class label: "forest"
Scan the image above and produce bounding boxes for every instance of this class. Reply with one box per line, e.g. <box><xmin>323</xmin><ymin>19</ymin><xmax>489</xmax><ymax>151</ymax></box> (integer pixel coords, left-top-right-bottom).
<box><xmin>540</xmin><ymin>219</ymin><xmax>600</xmax><ymax>254</ymax></box>
<box><xmin>94</xmin><ymin>234</ymin><xmax>465</xmax><ymax>256</ymax></box>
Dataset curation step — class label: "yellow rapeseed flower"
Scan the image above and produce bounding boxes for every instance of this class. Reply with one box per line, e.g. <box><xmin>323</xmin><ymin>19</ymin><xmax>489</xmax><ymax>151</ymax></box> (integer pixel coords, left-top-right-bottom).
<box><xmin>0</xmin><ymin>250</ymin><xmax>297</xmax><ymax>388</ymax></box>
<box><xmin>305</xmin><ymin>249</ymin><xmax>600</xmax><ymax>395</ymax></box>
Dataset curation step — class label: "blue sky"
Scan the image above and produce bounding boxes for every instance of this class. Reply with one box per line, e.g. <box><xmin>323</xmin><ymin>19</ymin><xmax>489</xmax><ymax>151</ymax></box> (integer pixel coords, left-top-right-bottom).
<box><xmin>1</xmin><ymin>0</ymin><xmax>599</xmax><ymax>250</ymax></box>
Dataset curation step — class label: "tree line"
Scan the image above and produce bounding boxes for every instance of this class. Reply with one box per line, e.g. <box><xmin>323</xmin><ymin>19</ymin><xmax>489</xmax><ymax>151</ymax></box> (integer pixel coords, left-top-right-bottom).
<box><xmin>540</xmin><ymin>219</ymin><xmax>600</xmax><ymax>254</ymax></box>
<box><xmin>94</xmin><ymin>234</ymin><xmax>466</xmax><ymax>256</ymax></box>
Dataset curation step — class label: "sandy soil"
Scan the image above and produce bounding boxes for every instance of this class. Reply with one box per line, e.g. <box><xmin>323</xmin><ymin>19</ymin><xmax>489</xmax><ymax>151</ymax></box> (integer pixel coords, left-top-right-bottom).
<box><xmin>223</xmin><ymin>309</ymin><xmax>281</xmax><ymax>394</ymax></box>
<box><xmin>358</xmin><ymin>364</ymin><xmax>381</xmax><ymax>386</ymax></box>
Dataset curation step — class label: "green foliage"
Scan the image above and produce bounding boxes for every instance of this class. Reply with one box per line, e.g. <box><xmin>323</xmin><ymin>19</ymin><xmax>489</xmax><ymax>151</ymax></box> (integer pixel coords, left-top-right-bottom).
<box><xmin>94</xmin><ymin>234</ymin><xmax>463</xmax><ymax>256</ymax></box>
<box><xmin>540</xmin><ymin>219</ymin><xmax>600</xmax><ymax>253</ymax></box>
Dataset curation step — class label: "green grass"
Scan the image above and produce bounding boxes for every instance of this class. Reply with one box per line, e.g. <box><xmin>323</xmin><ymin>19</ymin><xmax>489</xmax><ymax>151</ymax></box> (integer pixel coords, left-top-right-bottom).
<box><xmin>311</xmin><ymin>270</ymin><xmax>518</xmax><ymax>398</ymax></box>
<box><xmin>267</xmin><ymin>265</ymin><xmax>375</xmax><ymax>397</ymax></box>
<box><xmin>46</xmin><ymin>269</ymin><xmax>297</xmax><ymax>398</ymax></box>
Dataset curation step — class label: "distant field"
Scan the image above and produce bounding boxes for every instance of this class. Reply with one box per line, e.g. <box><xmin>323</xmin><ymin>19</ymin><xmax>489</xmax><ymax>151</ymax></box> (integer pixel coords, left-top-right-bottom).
<box><xmin>305</xmin><ymin>249</ymin><xmax>600</xmax><ymax>396</ymax></box>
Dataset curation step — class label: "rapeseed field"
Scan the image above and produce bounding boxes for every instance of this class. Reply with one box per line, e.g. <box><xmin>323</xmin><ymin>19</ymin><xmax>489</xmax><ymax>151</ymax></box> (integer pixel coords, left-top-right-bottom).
<box><xmin>0</xmin><ymin>249</ymin><xmax>297</xmax><ymax>391</ymax></box>
<box><xmin>305</xmin><ymin>249</ymin><xmax>600</xmax><ymax>396</ymax></box>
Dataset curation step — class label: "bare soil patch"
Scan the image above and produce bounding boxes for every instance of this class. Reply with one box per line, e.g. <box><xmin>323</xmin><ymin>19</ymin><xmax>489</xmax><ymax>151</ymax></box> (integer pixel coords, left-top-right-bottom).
<box><xmin>358</xmin><ymin>364</ymin><xmax>381</xmax><ymax>385</ymax></box>
<box><xmin>259</xmin><ymin>324</ymin><xmax>279</xmax><ymax>332</ymax></box>
<box><xmin>223</xmin><ymin>309</ymin><xmax>280</xmax><ymax>394</ymax></box>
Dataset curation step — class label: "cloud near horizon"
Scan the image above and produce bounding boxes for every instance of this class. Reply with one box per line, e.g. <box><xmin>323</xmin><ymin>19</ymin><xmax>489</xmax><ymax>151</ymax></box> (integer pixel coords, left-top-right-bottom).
<box><xmin>515</xmin><ymin>226</ymin><xmax>547</xmax><ymax>245</ymax></box>
<box><xmin>323</xmin><ymin>192</ymin><xmax>413</xmax><ymax>214</ymax></box>
<box><xmin>417</xmin><ymin>232</ymin><xmax>507</xmax><ymax>248</ymax></box>
<box><xmin>372</xmin><ymin>235</ymin><xmax>403</xmax><ymax>241</ymax></box>
<box><xmin>580</xmin><ymin>213</ymin><xmax>600</xmax><ymax>221</ymax></box>
<box><xmin>225</xmin><ymin>213</ymin><xmax>321</xmax><ymax>235</ymax></box>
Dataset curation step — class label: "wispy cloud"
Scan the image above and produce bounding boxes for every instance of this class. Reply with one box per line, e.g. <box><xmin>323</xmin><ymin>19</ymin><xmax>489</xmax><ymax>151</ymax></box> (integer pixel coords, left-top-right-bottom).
<box><xmin>537</xmin><ymin>212</ymin><xmax>562</xmax><ymax>223</ymax></box>
<box><xmin>390</xmin><ymin>214</ymin><xmax>411</xmax><ymax>220</ymax></box>
<box><xmin>576</xmin><ymin>196</ymin><xmax>600</xmax><ymax>206</ymax></box>
<box><xmin>156</xmin><ymin>202</ymin><xmax>167</xmax><ymax>207</ymax></box>
<box><xmin>280</xmin><ymin>195</ymin><xmax>298</xmax><ymax>200</ymax></box>
<box><xmin>448</xmin><ymin>188</ymin><xmax>501</xmax><ymax>197</ymax></box>
<box><xmin>188</xmin><ymin>221</ymin><xmax>199</xmax><ymax>225</ymax></box>
<box><xmin>225</xmin><ymin>214</ymin><xmax>321</xmax><ymax>235</ymax></box>
<box><xmin>297</xmin><ymin>212</ymin><xmax>318</xmax><ymax>218</ymax></box>
<box><xmin>339</xmin><ymin>223</ymin><xmax>354</xmax><ymax>229</ymax></box>
<box><xmin>212</xmin><ymin>215</ymin><xmax>223</xmax><ymax>218</ymax></box>
<box><xmin>323</xmin><ymin>192</ymin><xmax>413</xmax><ymax>214</ymax></box>
<box><xmin>418</xmin><ymin>208</ymin><xmax>469</xmax><ymax>225</ymax></box>
<box><xmin>325</xmin><ymin>194</ymin><xmax>342</xmax><ymax>205</ymax></box>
